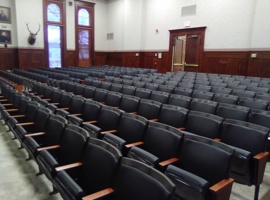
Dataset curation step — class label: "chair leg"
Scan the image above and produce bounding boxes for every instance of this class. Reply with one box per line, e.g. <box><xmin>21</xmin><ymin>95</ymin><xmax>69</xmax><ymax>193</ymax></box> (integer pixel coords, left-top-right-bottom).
<box><xmin>254</xmin><ymin>184</ymin><xmax>260</xmax><ymax>200</ymax></box>
<box><xmin>49</xmin><ymin>186</ymin><xmax>58</xmax><ymax>195</ymax></box>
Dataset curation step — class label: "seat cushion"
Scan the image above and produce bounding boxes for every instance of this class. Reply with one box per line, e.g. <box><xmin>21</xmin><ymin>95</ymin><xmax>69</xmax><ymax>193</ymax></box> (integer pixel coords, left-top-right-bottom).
<box><xmin>54</xmin><ymin>171</ymin><xmax>86</xmax><ymax>200</ymax></box>
<box><xmin>165</xmin><ymin>165</ymin><xmax>210</xmax><ymax>200</ymax></box>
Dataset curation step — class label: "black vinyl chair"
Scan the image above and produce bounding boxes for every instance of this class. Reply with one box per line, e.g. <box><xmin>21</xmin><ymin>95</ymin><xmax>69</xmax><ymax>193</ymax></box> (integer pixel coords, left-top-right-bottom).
<box><xmin>102</xmin><ymin>112</ymin><xmax>148</xmax><ymax>154</ymax></box>
<box><xmin>13</xmin><ymin>107</ymin><xmax>52</xmax><ymax>148</ymax></box>
<box><xmin>136</xmin><ymin>99</ymin><xmax>162</xmax><ymax>122</ymax></box>
<box><xmin>56</xmin><ymin>96</ymin><xmax>85</xmax><ymax>119</ymax></box>
<box><xmin>82</xmin><ymin>157</ymin><xmax>175</xmax><ymax>200</ymax></box>
<box><xmin>168</xmin><ymin>94</ymin><xmax>191</xmax><ymax>109</ymax></box>
<box><xmin>238</xmin><ymin>97</ymin><xmax>269</xmax><ymax>110</ymax></box>
<box><xmin>216</xmin><ymin>103</ymin><xmax>250</xmax><ymax>121</ymax></box>
<box><xmin>128</xmin><ymin>122</ymin><xmax>183</xmax><ymax>169</ymax></box>
<box><xmin>150</xmin><ymin>91</ymin><xmax>170</xmax><ymax>104</ymax></box>
<box><xmin>68</xmin><ymin>100</ymin><xmax>101</xmax><ymax>126</ymax></box>
<box><xmin>173</xmin><ymin>87</ymin><xmax>193</xmax><ymax>97</ymax></box>
<box><xmin>105</xmin><ymin>91</ymin><xmax>122</xmax><ymax>108</ymax></box>
<box><xmin>22</xmin><ymin>114</ymin><xmax>67</xmax><ymax>161</ymax></box>
<box><xmin>36</xmin><ymin>124</ymin><xmax>90</xmax><ymax>186</ymax></box>
<box><xmin>134</xmin><ymin>88</ymin><xmax>152</xmax><ymax>99</ymax></box>
<box><xmin>190</xmin><ymin>98</ymin><xmax>218</xmax><ymax>114</ymax></box>
<box><xmin>183</xmin><ymin>111</ymin><xmax>224</xmax><ymax>139</ymax></box>
<box><xmin>220</xmin><ymin>119</ymin><xmax>269</xmax><ymax>200</ymax></box>
<box><xmin>192</xmin><ymin>90</ymin><xmax>214</xmax><ymax>100</ymax></box>
<box><xmin>165</xmin><ymin>135</ymin><xmax>234</xmax><ymax>200</ymax></box>
<box><xmin>82</xmin><ymin>86</ymin><xmax>96</xmax><ymax>100</ymax></box>
<box><xmin>119</xmin><ymin>95</ymin><xmax>140</xmax><ymax>113</ymax></box>
<box><xmin>213</xmin><ymin>93</ymin><xmax>238</xmax><ymax>105</ymax></box>
<box><xmin>158</xmin><ymin>104</ymin><xmax>188</xmax><ymax>130</ymax></box>
<box><xmin>83</xmin><ymin>106</ymin><xmax>122</xmax><ymax>138</ymax></box>
<box><xmin>53</xmin><ymin>138</ymin><xmax>122</xmax><ymax>200</ymax></box>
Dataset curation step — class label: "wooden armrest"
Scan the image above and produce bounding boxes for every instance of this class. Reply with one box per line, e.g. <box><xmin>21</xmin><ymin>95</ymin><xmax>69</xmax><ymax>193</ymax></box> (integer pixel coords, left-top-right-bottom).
<box><xmin>4</xmin><ymin>108</ymin><xmax>18</xmax><ymax>111</ymax></box>
<box><xmin>8</xmin><ymin>115</ymin><xmax>25</xmax><ymax>118</ymax></box>
<box><xmin>178</xmin><ymin>127</ymin><xmax>185</xmax><ymax>131</ymax></box>
<box><xmin>52</xmin><ymin>102</ymin><xmax>59</xmax><ymax>105</ymax></box>
<box><xmin>37</xmin><ymin>145</ymin><xmax>60</xmax><ymax>151</ymax></box>
<box><xmin>86</xmin><ymin>98</ymin><xmax>93</xmax><ymax>100</ymax></box>
<box><xmin>24</xmin><ymin>132</ymin><xmax>46</xmax><ymax>137</ymax></box>
<box><xmin>254</xmin><ymin>152</ymin><xmax>269</xmax><ymax>160</ymax></box>
<box><xmin>210</xmin><ymin>178</ymin><xmax>234</xmax><ymax>200</ymax></box>
<box><xmin>0</xmin><ymin>99</ymin><xmax>8</xmax><ymax>102</ymax></box>
<box><xmin>125</xmin><ymin>141</ymin><xmax>144</xmax><ymax>148</ymax></box>
<box><xmin>82</xmin><ymin>188</ymin><xmax>114</xmax><ymax>200</ymax></box>
<box><xmin>42</xmin><ymin>98</ymin><xmax>51</xmax><ymax>101</ymax></box>
<box><xmin>129</xmin><ymin>112</ymin><xmax>137</xmax><ymax>115</ymax></box>
<box><xmin>101</xmin><ymin>130</ymin><xmax>118</xmax><ymax>135</ymax></box>
<box><xmin>67</xmin><ymin>113</ymin><xmax>82</xmax><ymax>117</ymax></box>
<box><xmin>2</xmin><ymin>103</ymin><xmax>12</xmax><ymax>106</ymax></box>
<box><xmin>16</xmin><ymin>122</ymin><xmax>34</xmax><ymax>126</ymax></box>
<box><xmin>55</xmin><ymin>162</ymin><xmax>83</xmax><ymax>172</ymax></box>
<box><xmin>213</xmin><ymin>138</ymin><xmax>221</xmax><ymax>142</ymax></box>
<box><xmin>82</xmin><ymin>120</ymin><xmax>97</xmax><ymax>124</ymax></box>
<box><xmin>253</xmin><ymin>152</ymin><xmax>269</xmax><ymax>185</ymax></box>
<box><xmin>56</xmin><ymin>108</ymin><xmax>69</xmax><ymax>110</ymax></box>
<box><xmin>149</xmin><ymin>118</ymin><xmax>159</xmax><ymax>122</ymax></box>
<box><xmin>159</xmin><ymin>157</ymin><xmax>179</xmax><ymax>167</ymax></box>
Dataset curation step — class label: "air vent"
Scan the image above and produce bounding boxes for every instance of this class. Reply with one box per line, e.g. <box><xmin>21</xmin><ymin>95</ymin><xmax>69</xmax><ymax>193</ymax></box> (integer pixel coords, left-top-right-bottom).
<box><xmin>107</xmin><ymin>33</ymin><xmax>114</xmax><ymax>40</ymax></box>
<box><xmin>181</xmin><ymin>5</ymin><xmax>196</xmax><ymax>17</ymax></box>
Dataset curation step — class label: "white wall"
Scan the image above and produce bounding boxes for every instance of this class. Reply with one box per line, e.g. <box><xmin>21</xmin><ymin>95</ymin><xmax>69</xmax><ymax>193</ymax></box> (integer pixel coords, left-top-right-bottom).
<box><xmin>3</xmin><ymin>0</ymin><xmax>270</xmax><ymax>51</ymax></box>
<box><xmin>107</xmin><ymin>0</ymin><xmax>270</xmax><ymax>51</ymax></box>
<box><xmin>250</xmin><ymin>0</ymin><xmax>270</xmax><ymax>50</ymax></box>
<box><xmin>15</xmin><ymin>0</ymin><xmax>44</xmax><ymax>48</ymax></box>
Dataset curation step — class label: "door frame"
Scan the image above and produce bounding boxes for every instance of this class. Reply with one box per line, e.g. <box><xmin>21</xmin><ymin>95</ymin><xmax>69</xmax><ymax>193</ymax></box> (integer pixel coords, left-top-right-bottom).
<box><xmin>168</xmin><ymin>27</ymin><xmax>206</xmax><ymax>72</ymax></box>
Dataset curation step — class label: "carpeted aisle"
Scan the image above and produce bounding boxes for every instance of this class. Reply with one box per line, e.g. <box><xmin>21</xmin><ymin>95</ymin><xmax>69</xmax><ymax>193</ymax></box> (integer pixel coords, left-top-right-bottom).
<box><xmin>0</xmin><ymin>120</ymin><xmax>269</xmax><ymax>200</ymax></box>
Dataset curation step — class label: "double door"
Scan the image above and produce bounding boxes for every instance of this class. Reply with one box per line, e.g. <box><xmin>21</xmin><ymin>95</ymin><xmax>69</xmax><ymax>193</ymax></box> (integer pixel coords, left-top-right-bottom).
<box><xmin>169</xmin><ymin>27</ymin><xmax>206</xmax><ymax>72</ymax></box>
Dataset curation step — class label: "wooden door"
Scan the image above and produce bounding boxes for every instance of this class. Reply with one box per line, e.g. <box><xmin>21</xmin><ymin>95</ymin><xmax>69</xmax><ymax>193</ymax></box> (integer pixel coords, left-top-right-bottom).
<box><xmin>169</xmin><ymin>27</ymin><xmax>206</xmax><ymax>72</ymax></box>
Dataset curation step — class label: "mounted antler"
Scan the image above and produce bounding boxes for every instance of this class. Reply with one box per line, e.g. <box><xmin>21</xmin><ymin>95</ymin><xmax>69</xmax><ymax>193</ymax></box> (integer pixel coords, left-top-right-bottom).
<box><xmin>26</xmin><ymin>23</ymin><xmax>40</xmax><ymax>45</ymax></box>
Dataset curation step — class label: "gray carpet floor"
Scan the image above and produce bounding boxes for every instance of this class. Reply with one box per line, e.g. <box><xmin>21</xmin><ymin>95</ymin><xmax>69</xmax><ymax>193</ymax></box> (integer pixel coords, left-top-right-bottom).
<box><xmin>0</xmin><ymin>120</ymin><xmax>270</xmax><ymax>200</ymax></box>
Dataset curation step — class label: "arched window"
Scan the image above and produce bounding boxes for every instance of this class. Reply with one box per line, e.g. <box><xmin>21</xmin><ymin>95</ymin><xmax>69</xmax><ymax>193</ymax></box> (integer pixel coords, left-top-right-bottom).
<box><xmin>47</xmin><ymin>3</ymin><xmax>61</xmax><ymax>22</ymax></box>
<box><xmin>78</xmin><ymin>8</ymin><xmax>90</xmax><ymax>26</ymax></box>
<box><xmin>44</xmin><ymin>0</ymin><xmax>65</xmax><ymax>68</ymax></box>
<box><xmin>76</xmin><ymin>2</ymin><xmax>94</xmax><ymax>66</ymax></box>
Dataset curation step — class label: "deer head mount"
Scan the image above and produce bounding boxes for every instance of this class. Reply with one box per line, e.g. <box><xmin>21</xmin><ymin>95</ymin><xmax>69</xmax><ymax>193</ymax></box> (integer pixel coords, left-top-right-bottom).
<box><xmin>26</xmin><ymin>23</ymin><xmax>40</xmax><ymax>45</ymax></box>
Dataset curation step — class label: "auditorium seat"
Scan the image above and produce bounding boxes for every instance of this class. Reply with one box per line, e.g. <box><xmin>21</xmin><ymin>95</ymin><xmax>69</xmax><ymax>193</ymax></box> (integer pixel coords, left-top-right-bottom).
<box><xmin>216</xmin><ymin>103</ymin><xmax>250</xmax><ymax>121</ymax></box>
<box><xmin>220</xmin><ymin>119</ymin><xmax>269</xmax><ymax>200</ymax></box>
<box><xmin>128</xmin><ymin>122</ymin><xmax>183</xmax><ymax>169</ymax></box>
<box><xmin>36</xmin><ymin>124</ymin><xmax>89</xmax><ymax>187</ymax></box>
<box><xmin>53</xmin><ymin>138</ymin><xmax>122</xmax><ymax>200</ymax></box>
<box><xmin>82</xmin><ymin>157</ymin><xmax>175</xmax><ymax>200</ymax></box>
<box><xmin>190</xmin><ymin>98</ymin><xmax>218</xmax><ymax>114</ymax></box>
<box><xmin>102</xmin><ymin>112</ymin><xmax>148</xmax><ymax>154</ymax></box>
<box><xmin>158</xmin><ymin>104</ymin><xmax>188</xmax><ymax>129</ymax></box>
<box><xmin>165</xmin><ymin>135</ymin><xmax>234</xmax><ymax>200</ymax></box>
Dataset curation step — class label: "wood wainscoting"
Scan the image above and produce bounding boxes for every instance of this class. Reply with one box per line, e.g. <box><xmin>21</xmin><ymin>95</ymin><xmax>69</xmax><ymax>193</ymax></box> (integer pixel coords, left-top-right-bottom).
<box><xmin>0</xmin><ymin>48</ymin><xmax>18</xmax><ymax>70</ymax></box>
<box><xmin>18</xmin><ymin>48</ymin><xmax>45</xmax><ymax>70</ymax></box>
<box><xmin>202</xmin><ymin>51</ymin><xmax>249</xmax><ymax>75</ymax></box>
<box><xmin>247</xmin><ymin>51</ymin><xmax>270</xmax><ymax>78</ymax></box>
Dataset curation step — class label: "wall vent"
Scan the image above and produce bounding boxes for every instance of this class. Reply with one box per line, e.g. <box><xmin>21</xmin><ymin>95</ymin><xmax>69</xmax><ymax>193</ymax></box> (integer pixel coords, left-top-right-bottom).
<box><xmin>107</xmin><ymin>33</ymin><xmax>114</xmax><ymax>40</ymax></box>
<box><xmin>181</xmin><ymin>5</ymin><xmax>196</xmax><ymax>17</ymax></box>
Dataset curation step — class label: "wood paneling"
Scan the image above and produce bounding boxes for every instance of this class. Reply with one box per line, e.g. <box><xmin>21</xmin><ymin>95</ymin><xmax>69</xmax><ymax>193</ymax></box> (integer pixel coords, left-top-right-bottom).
<box><xmin>106</xmin><ymin>52</ymin><xmax>123</xmax><ymax>66</ymax></box>
<box><xmin>65</xmin><ymin>50</ymin><xmax>76</xmax><ymax>67</ymax></box>
<box><xmin>123</xmin><ymin>52</ymin><xmax>141</xmax><ymax>67</ymax></box>
<box><xmin>18</xmin><ymin>48</ymin><xmax>45</xmax><ymax>70</ymax></box>
<box><xmin>94</xmin><ymin>51</ymin><xmax>107</xmax><ymax>66</ymax></box>
<box><xmin>202</xmin><ymin>51</ymin><xmax>249</xmax><ymax>75</ymax></box>
<box><xmin>246</xmin><ymin>51</ymin><xmax>270</xmax><ymax>78</ymax></box>
<box><xmin>0</xmin><ymin>48</ymin><xmax>18</xmax><ymax>70</ymax></box>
